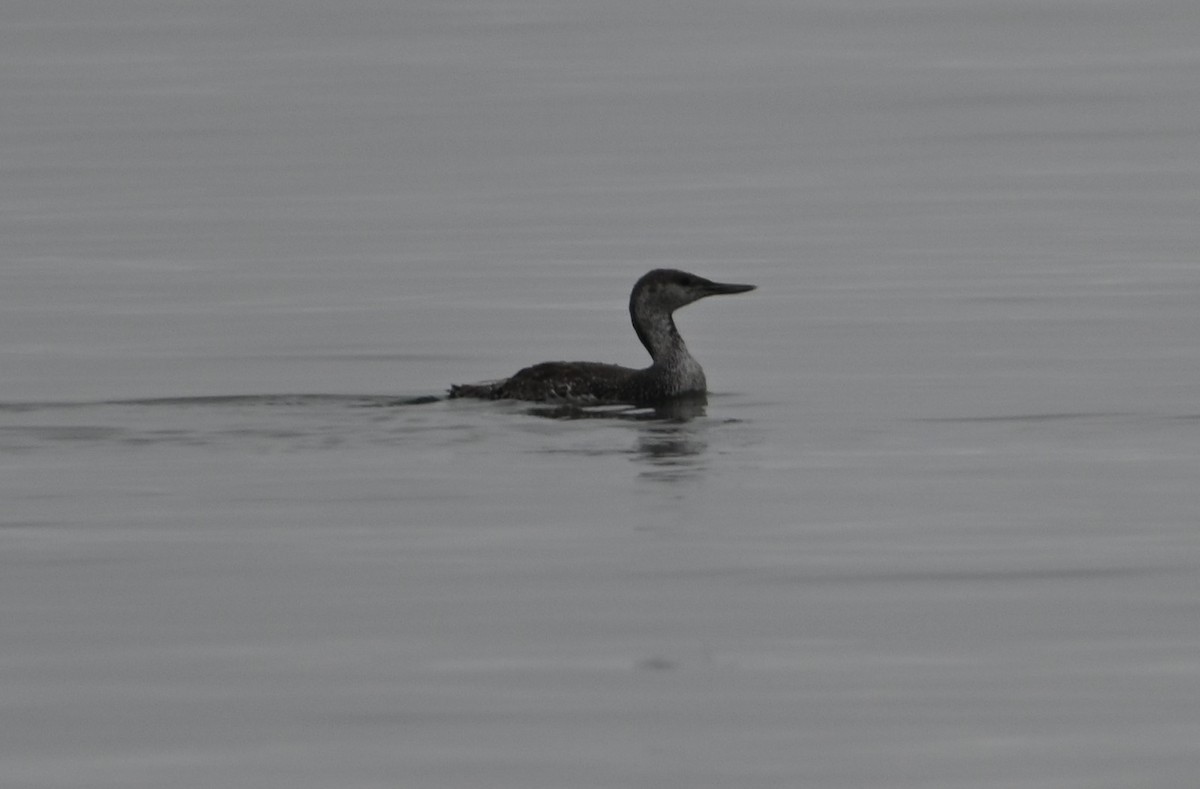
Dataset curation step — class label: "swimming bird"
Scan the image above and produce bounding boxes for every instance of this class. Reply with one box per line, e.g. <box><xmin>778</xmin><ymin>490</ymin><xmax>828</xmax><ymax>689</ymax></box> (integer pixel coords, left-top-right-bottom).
<box><xmin>448</xmin><ymin>269</ymin><xmax>755</xmax><ymax>404</ymax></box>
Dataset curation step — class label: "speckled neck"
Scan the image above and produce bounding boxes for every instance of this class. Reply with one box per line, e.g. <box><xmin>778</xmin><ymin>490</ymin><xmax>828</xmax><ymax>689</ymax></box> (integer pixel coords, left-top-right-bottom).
<box><xmin>631</xmin><ymin>305</ymin><xmax>683</xmax><ymax>363</ymax></box>
<box><xmin>629</xmin><ymin>293</ymin><xmax>705</xmax><ymax>394</ymax></box>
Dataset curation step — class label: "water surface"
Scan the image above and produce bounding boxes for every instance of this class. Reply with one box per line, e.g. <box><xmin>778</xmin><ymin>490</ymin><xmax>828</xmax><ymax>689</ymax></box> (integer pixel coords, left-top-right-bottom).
<box><xmin>3</xmin><ymin>1</ymin><xmax>1199</xmax><ymax>787</ymax></box>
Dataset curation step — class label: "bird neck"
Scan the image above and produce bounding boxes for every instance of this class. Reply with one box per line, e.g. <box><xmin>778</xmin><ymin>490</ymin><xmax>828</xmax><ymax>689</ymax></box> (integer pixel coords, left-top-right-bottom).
<box><xmin>632</xmin><ymin>307</ymin><xmax>692</xmax><ymax>367</ymax></box>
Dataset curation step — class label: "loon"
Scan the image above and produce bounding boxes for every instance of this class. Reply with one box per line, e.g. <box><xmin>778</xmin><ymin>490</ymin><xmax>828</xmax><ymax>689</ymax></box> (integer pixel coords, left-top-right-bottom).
<box><xmin>448</xmin><ymin>269</ymin><xmax>755</xmax><ymax>404</ymax></box>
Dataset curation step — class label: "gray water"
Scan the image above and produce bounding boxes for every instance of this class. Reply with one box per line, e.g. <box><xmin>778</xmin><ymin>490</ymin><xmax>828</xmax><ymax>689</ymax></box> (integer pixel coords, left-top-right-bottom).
<box><xmin>3</xmin><ymin>1</ymin><xmax>1199</xmax><ymax>787</ymax></box>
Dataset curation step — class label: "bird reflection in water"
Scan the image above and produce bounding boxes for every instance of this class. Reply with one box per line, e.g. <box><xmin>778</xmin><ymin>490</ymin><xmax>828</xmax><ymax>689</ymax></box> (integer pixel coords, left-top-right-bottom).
<box><xmin>525</xmin><ymin>393</ymin><xmax>710</xmax><ymax>483</ymax></box>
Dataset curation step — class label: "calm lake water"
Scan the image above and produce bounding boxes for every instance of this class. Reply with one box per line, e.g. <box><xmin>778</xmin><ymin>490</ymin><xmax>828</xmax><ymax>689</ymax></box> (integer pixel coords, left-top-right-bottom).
<box><xmin>3</xmin><ymin>1</ymin><xmax>1199</xmax><ymax>787</ymax></box>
